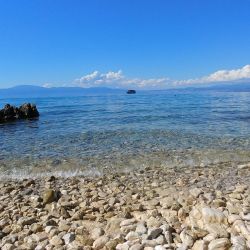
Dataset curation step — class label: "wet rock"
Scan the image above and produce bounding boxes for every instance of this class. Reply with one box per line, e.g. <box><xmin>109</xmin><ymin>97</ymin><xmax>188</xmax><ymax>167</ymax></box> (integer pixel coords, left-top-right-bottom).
<box><xmin>42</xmin><ymin>189</ymin><xmax>59</xmax><ymax>204</ymax></box>
<box><xmin>0</xmin><ymin>103</ymin><xmax>39</xmax><ymax>123</ymax></box>
<box><xmin>18</xmin><ymin>103</ymin><xmax>39</xmax><ymax>119</ymax></box>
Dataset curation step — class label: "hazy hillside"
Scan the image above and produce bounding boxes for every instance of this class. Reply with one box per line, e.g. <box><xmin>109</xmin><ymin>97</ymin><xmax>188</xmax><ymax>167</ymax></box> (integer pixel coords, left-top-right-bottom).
<box><xmin>0</xmin><ymin>83</ymin><xmax>250</xmax><ymax>98</ymax></box>
<box><xmin>0</xmin><ymin>85</ymin><xmax>125</xmax><ymax>98</ymax></box>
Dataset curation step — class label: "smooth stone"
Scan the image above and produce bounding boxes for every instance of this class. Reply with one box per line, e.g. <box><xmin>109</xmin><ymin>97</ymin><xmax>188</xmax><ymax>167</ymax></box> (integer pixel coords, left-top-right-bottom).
<box><xmin>240</xmin><ymin>212</ymin><xmax>250</xmax><ymax>221</ymax></box>
<box><xmin>228</xmin><ymin>214</ymin><xmax>241</xmax><ymax>224</ymax></box>
<box><xmin>116</xmin><ymin>242</ymin><xmax>130</xmax><ymax>250</ymax></box>
<box><xmin>208</xmin><ymin>238</ymin><xmax>230</xmax><ymax>250</ymax></box>
<box><xmin>43</xmin><ymin>189</ymin><xmax>57</xmax><ymax>204</ymax></box>
<box><xmin>192</xmin><ymin>240</ymin><xmax>207</xmax><ymax>250</ymax></box>
<box><xmin>125</xmin><ymin>231</ymin><xmax>140</xmax><ymax>241</ymax></box>
<box><xmin>17</xmin><ymin>217</ymin><xmax>37</xmax><ymax>227</ymax></box>
<box><xmin>120</xmin><ymin>218</ymin><xmax>136</xmax><ymax>227</ymax></box>
<box><xmin>129</xmin><ymin>244</ymin><xmax>143</xmax><ymax>250</ymax></box>
<box><xmin>135</xmin><ymin>222</ymin><xmax>147</xmax><ymax>235</ymax></box>
<box><xmin>155</xmin><ymin>246</ymin><xmax>166</xmax><ymax>250</ymax></box>
<box><xmin>189</xmin><ymin>188</ymin><xmax>203</xmax><ymax>198</ymax></box>
<box><xmin>50</xmin><ymin>235</ymin><xmax>63</xmax><ymax>246</ymax></box>
<box><xmin>147</xmin><ymin>228</ymin><xmax>163</xmax><ymax>240</ymax></box>
<box><xmin>232</xmin><ymin>220</ymin><xmax>250</xmax><ymax>241</ymax></box>
<box><xmin>180</xmin><ymin>230</ymin><xmax>194</xmax><ymax>247</ymax></box>
<box><xmin>92</xmin><ymin>235</ymin><xmax>109</xmax><ymax>249</ymax></box>
<box><xmin>231</xmin><ymin>236</ymin><xmax>246</xmax><ymax>250</ymax></box>
<box><xmin>62</xmin><ymin>233</ymin><xmax>75</xmax><ymax>245</ymax></box>
<box><xmin>91</xmin><ymin>227</ymin><xmax>104</xmax><ymax>240</ymax></box>
<box><xmin>2</xmin><ymin>243</ymin><xmax>15</xmax><ymax>250</ymax></box>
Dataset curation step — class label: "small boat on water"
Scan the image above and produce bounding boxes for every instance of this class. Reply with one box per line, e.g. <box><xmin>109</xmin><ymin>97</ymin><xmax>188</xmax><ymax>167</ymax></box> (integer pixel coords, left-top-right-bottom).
<box><xmin>127</xmin><ymin>90</ymin><xmax>136</xmax><ymax>94</ymax></box>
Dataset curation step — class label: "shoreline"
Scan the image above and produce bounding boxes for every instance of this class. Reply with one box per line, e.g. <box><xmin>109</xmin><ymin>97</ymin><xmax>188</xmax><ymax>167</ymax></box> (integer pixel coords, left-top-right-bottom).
<box><xmin>0</xmin><ymin>162</ymin><xmax>250</xmax><ymax>249</ymax></box>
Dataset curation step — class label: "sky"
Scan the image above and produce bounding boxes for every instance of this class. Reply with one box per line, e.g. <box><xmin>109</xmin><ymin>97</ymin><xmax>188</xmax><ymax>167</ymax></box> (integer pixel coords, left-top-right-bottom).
<box><xmin>0</xmin><ymin>0</ymin><xmax>250</xmax><ymax>89</ymax></box>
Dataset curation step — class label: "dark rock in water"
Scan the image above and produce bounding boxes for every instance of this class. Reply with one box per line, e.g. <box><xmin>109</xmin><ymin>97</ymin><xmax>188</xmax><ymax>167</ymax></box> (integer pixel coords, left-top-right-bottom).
<box><xmin>0</xmin><ymin>103</ymin><xmax>39</xmax><ymax>123</ymax></box>
<box><xmin>127</xmin><ymin>89</ymin><xmax>136</xmax><ymax>94</ymax></box>
<box><xmin>18</xmin><ymin>103</ymin><xmax>39</xmax><ymax>119</ymax></box>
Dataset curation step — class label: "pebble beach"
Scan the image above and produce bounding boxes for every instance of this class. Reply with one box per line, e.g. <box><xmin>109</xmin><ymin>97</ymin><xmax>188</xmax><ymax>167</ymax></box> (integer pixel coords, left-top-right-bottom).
<box><xmin>1</xmin><ymin>162</ymin><xmax>250</xmax><ymax>250</ymax></box>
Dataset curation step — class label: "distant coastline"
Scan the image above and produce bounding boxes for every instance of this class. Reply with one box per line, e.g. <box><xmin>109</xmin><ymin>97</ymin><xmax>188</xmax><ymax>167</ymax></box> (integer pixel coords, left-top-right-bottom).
<box><xmin>1</xmin><ymin>83</ymin><xmax>250</xmax><ymax>98</ymax></box>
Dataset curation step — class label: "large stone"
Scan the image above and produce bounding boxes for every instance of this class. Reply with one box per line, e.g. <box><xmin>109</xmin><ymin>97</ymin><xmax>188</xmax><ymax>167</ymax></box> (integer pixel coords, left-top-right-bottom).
<box><xmin>2</xmin><ymin>243</ymin><xmax>15</xmax><ymax>250</ymax></box>
<box><xmin>231</xmin><ymin>236</ymin><xmax>246</xmax><ymax>250</ymax></box>
<box><xmin>189</xmin><ymin>188</ymin><xmax>203</xmax><ymax>198</ymax></box>
<box><xmin>147</xmin><ymin>228</ymin><xmax>163</xmax><ymax>240</ymax></box>
<box><xmin>192</xmin><ymin>240</ymin><xmax>208</xmax><ymax>250</ymax></box>
<box><xmin>50</xmin><ymin>235</ymin><xmax>63</xmax><ymax>246</ymax></box>
<box><xmin>130</xmin><ymin>244</ymin><xmax>143</xmax><ymax>250</ymax></box>
<box><xmin>18</xmin><ymin>103</ymin><xmax>39</xmax><ymax>119</ymax></box>
<box><xmin>90</xmin><ymin>227</ymin><xmax>104</xmax><ymax>240</ymax></box>
<box><xmin>62</xmin><ymin>233</ymin><xmax>75</xmax><ymax>245</ymax></box>
<box><xmin>0</xmin><ymin>103</ymin><xmax>39</xmax><ymax>123</ymax></box>
<box><xmin>187</xmin><ymin>205</ymin><xmax>228</xmax><ymax>237</ymax></box>
<box><xmin>120</xmin><ymin>218</ymin><xmax>136</xmax><ymax>227</ymax></box>
<box><xmin>92</xmin><ymin>235</ymin><xmax>109</xmax><ymax>249</ymax></box>
<box><xmin>232</xmin><ymin>220</ymin><xmax>250</xmax><ymax>241</ymax></box>
<box><xmin>125</xmin><ymin>231</ymin><xmax>140</xmax><ymax>241</ymax></box>
<box><xmin>180</xmin><ymin>229</ymin><xmax>194</xmax><ymax>247</ymax></box>
<box><xmin>17</xmin><ymin>217</ymin><xmax>37</xmax><ymax>227</ymax></box>
<box><xmin>208</xmin><ymin>238</ymin><xmax>230</xmax><ymax>250</ymax></box>
<box><xmin>43</xmin><ymin>189</ymin><xmax>58</xmax><ymax>204</ymax></box>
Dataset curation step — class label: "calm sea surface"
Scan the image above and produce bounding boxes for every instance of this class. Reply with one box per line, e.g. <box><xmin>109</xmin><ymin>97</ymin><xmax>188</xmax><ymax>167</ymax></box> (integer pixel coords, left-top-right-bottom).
<box><xmin>1</xmin><ymin>90</ymin><xmax>250</xmax><ymax>178</ymax></box>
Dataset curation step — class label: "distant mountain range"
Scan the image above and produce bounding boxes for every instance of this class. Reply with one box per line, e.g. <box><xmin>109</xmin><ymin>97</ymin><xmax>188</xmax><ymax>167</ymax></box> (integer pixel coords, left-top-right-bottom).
<box><xmin>185</xmin><ymin>82</ymin><xmax>250</xmax><ymax>92</ymax></box>
<box><xmin>0</xmin><ymin>83</ymin><xmax>250</xmax><ymax>98</ymax></box>
<box><xmin>0</xmin><ymin>85</ymin><xmax>125</xmax><ymax>98</ymax></box>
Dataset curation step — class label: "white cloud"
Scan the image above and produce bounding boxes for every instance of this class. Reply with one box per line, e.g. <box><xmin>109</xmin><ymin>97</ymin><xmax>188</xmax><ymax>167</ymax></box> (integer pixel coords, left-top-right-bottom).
<box><xmin>75</xmin><ymin>70</ymin><xmax>124</xmax><ymax>87</ymax></box>
<box><xmin>175</xmin><ymin>64</ymin><xmax>250</xmax><ymax>85</ymax></box>
<box><xmin>71</xmin><ymin>64</ymin><xmax>250</xmax><ymax>89</ymax></box>
<box><xmin>42</xmin><ymin>83</ymin><xmax>53</xmax><ymax>88</ymax></box>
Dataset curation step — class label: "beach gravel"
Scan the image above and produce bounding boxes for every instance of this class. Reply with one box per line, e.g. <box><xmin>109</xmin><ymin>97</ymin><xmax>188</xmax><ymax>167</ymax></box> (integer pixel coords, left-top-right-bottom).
<box><xmin>0</xmin><ymin>162</ymin><xmax>250</xmax><ymax>249</ymax></box>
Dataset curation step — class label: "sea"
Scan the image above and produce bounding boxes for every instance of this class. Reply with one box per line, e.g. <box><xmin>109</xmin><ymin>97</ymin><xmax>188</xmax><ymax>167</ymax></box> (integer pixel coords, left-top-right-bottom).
<box><xmin>0</xmin><ymin>89</ymin><xmax>250</xmax><ymax>179</ymax></box>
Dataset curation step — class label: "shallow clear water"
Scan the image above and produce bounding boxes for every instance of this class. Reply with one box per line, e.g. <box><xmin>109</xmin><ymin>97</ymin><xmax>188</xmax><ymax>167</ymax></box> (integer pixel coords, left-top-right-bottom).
<box><xmin>1</xmin><ymin>90</ymin><xmax>250</xmax><ymax>178</ymax></box>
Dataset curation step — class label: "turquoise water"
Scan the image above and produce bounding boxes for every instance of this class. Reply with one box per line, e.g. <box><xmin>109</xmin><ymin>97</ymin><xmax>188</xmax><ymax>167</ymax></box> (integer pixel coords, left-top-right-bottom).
<box><xmin>0</xmin><ymin>90</ymin><xmax>250</xmax><ymax>178</ymax></box>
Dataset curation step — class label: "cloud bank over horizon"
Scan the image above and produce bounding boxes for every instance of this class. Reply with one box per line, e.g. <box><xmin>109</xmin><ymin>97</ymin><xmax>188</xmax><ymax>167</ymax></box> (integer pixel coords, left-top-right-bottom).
<box><xmin>42</xmin><ymin>65</ymin><xmax>250</xmax><ymax>89</ymax></box>
<box><xmin>73</xmin><ymin>64</ymin><xmax>250</xmax><ymax>89</ymax></box>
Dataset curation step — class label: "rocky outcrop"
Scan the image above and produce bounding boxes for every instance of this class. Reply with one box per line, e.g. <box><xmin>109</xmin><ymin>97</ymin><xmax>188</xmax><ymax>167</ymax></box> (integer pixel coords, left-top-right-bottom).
<box><xmin>0</xmin><ymin>103</ymin><xmax>39</xmax><ymax>123</ymax></box>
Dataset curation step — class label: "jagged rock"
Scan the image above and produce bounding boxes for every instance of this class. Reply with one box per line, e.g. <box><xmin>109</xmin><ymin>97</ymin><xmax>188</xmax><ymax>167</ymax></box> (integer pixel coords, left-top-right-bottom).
<box><xmin>0</xmin><ymin>103</ymin><xmax>39</xmax><ymax>123</ymax></box>
<box><xmin>18</xmin><ymin>103</ymin><xmax>39</xmax><ymax>118</ymax></box>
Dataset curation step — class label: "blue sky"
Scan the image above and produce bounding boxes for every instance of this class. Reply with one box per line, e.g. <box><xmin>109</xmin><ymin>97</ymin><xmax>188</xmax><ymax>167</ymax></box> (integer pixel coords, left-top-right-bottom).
<box><xmin>0</xmin><ymin>0</ymin><xmax>250</xmax><ymax>89</ymax></box>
